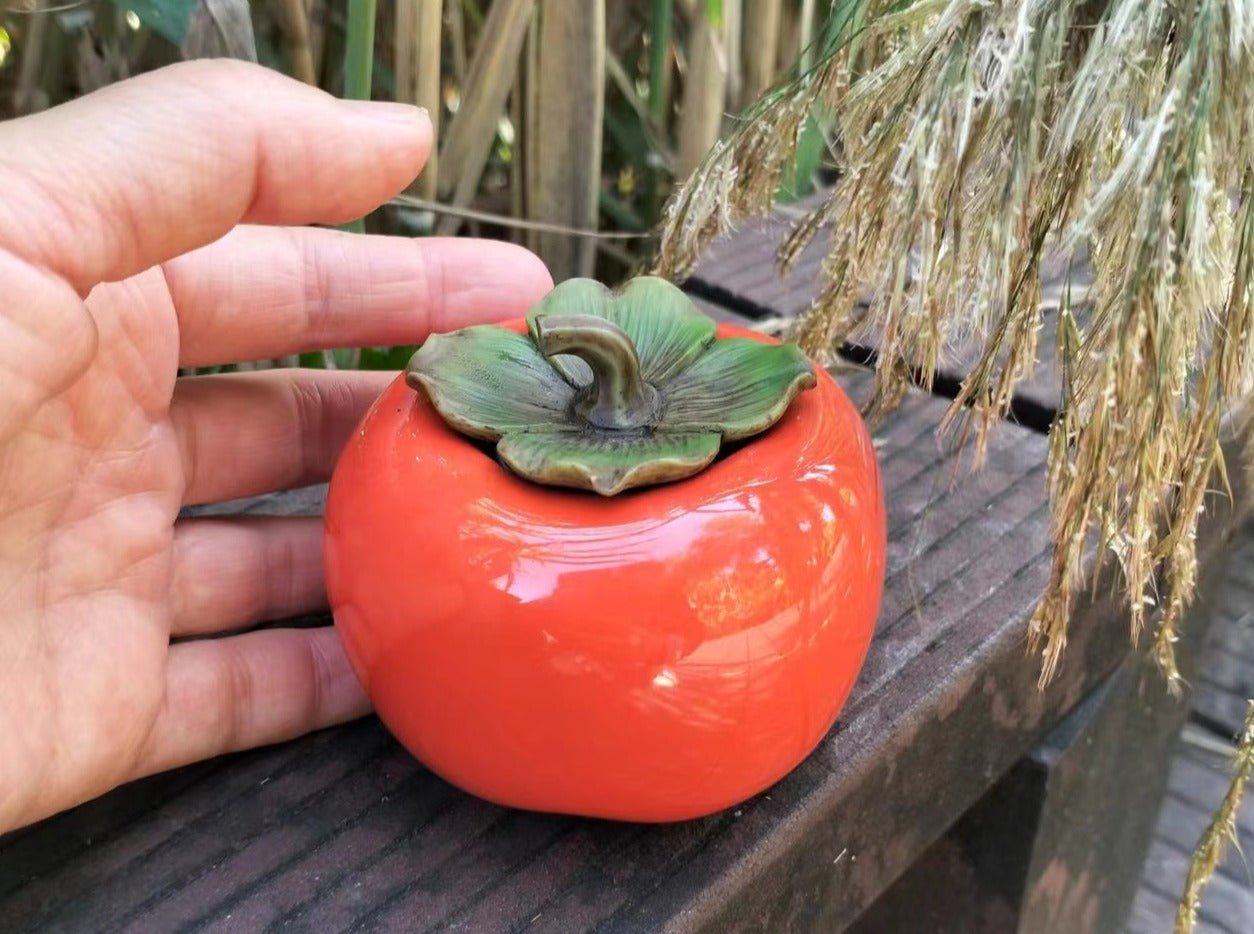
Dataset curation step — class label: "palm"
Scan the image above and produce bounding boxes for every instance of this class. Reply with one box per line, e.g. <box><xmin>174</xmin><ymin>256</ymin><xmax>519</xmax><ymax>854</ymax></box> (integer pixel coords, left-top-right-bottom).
<box><xmin>0</xmin><ymin>61</ymin><xmax>552</xmax><ymax>832</ymax></box>
<box><xmin>0</xmin><ymin>271</ymin><xmax>181</xmax><ymax>820</ymax></box>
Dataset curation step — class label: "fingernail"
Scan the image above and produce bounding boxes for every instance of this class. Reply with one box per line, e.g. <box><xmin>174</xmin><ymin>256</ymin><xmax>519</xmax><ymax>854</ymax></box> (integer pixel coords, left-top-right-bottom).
<box><xmin>341</xmin><ymin>99</ymin><xmax>429</xmax><ymax>130</ymax></box>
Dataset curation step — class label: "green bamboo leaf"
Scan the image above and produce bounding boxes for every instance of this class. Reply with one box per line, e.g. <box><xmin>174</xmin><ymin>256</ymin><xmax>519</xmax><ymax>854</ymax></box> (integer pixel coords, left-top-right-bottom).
<box><xmin>357</xmin><ymin>345</ymin><xmax>419</xmax><ymax>371</ymax></box>
<box><xmin>181</xmin><ymin>0</ymin><xmax>257</xmax><ymax>61</ymax></box>
<box><xmin>112</xmin><ymin>0</ymin><xmax>196</xmax><ymax>45</ymax></box>
<box><xmin>339</xmin><ymin>0</ymin><xmax>378</xmax><ymax>236</ymax></box>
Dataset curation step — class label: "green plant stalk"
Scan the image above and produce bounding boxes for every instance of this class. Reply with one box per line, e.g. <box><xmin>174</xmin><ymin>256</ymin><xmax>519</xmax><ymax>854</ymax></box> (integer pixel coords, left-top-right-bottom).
<box><xmin>777</xmin><ymin>0</ymin><xmax>824</xmax><ymax>202</ymax></box>
<box><xmin>645</xmin><ymin>0</ymin><xmax>673</xmax><ymax>220</ymax></box>
<box><xmin>704</xmin><ymin>0</ymin><xmax>723</xmax><ymax>30</ymax></box>
<box><xmin>778</xmin><ymin>114</ymin><xmax>824</xmax><ymax>202</ymax></box>
<box><xmin>779</xmin><ymin>1</ymin><xmax>859</xmax><ymax>201</ymax></box>
<box><xmin>647</xmin><ymin>0</ymin><xmax>672</xmax><ymax>126</ymax></box>
<box><xmin>341</xmin><ymin>0</ymin><xmax>379</xmax><ymax>236</ymax></box>
<box><xmin>343</xmin><ymin>0</ymin><xmax>378</xmax><ymax>100</ymax></box>
<box><xmin>599</xmin><ymin>190</ymin><xmax>648</xmax><ymax>232</ymax></box>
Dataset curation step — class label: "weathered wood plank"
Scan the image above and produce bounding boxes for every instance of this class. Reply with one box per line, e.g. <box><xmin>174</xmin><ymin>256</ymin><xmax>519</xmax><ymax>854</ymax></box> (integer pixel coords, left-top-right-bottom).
<box><xmin>688</xmin><ymin>294</ymin><xmax>760</xmax><ymax>327</ymax></box>
<box><xmin>1166</xmin><ymin>746</ymin><xmax>1254</xmax><ymax>840</ymax></box>
<box><xmin>1002</xmin><ymin>531</ymin><xmax>1230</xmax><ymax>934</ymax></box>
<box><xmin>1140</xmin><ymin>840</ymin><xmax>1254</xmax><ymax>932</ymax></box>
<box><xmin>845</xmin><ymin>651</ymin><xmax>1198</xmax><ymax>934</ymax></box>
<box><xmin>1127</xmin><ymin>516</ymin><xmax>1254</xmax><ymax>933</ymax></box>
<box><xmin>525</xmin><ymin>0</ymin><xmax>605</xmax><ymax>280</ymax></box>
<box><xmin>844</xmin><ymin>419</ymin><xmax>1249</xmax><ymax>934</ymax></box>
<box><xmin>682</xmin><ymin>193</ymin><xmax>1087</xmax><ymax>419</ymax></box>
<box><xmin>0</xmin><ymin>353</ymin><xmax>1100</xmax><ymax>933</ymax></box>
<box><xmin>1127</xmin><ymin>885</ymin><xmax>1232</xmax><ymax>934</ymax></box>
<box><xmin>4</xmin><ymin>273</ymin><xmax>1203</xmax><ymax>933</ymax></box>
<box><xmin>1152</xmin><ymin>790</ymin><xmax>1254</xmax><ymax>886</ymax></box>
<box><xmin>1195</xmin><ymin>680</ymin><xmax>1254</xmax><ymax>739</ymax></box>
<box><xmin>858</xmin><ymin>525</ymin><xmax>1233</xmax><ymax>934</ymax></box>
<box><xmin>1189</xmin><ymin>523</ymin><xmax>1254</xmax><ymax>739</ymax></box>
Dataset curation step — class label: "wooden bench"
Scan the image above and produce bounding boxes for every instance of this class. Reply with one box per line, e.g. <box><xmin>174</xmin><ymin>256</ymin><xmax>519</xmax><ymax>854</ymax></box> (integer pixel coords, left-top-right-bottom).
<box><xmin>0</xmin><ymin>206</ymin><xmax>1245</xmax><ymax>932</ymax></box>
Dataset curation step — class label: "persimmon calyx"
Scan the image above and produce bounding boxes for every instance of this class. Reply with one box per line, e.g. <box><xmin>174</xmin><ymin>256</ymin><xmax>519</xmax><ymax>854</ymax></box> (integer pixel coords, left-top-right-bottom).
<box><xmin>405</xmin><ymin>276</ymin><xmax>818</xmax><ymax>496</ymax></box>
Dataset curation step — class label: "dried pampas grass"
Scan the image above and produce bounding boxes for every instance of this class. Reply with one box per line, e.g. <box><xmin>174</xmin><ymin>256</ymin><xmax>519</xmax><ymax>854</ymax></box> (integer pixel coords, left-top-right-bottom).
<box><xmin>654</xmin><ymin>2</ymin><xmax>1254</xmax><ymax>928</ymax></box>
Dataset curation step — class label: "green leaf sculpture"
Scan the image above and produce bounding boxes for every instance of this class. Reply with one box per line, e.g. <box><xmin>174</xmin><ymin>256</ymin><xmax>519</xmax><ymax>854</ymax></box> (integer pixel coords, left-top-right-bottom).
<box><xmin>405</xmin><ymin>277</ymin><xmax>817</xmax><ymax>495</ymax></box>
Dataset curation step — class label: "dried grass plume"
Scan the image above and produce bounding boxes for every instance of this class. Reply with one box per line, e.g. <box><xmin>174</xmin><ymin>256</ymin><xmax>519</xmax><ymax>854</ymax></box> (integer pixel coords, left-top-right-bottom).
<box><xmin>655</xmin><ymin>3</ymin><xmax>1254</xmax><ymax>928</ymax></box>
<box><xmin>658</xmin><ymin>0</ymin><xmax>1254</xmax><ymax>691</ymax></box>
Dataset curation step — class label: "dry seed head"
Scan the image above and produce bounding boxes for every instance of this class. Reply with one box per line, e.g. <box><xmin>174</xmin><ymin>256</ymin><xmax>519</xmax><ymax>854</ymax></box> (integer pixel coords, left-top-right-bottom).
<box><xmin>657</xmin><ymin>0</ymin><xmax>1254</xmax><ymax>689</ymax></box>
<box><xmin>655</xmin><ymin>4</ymin><xmax>1254</xmax><ymax>919</ymax></box>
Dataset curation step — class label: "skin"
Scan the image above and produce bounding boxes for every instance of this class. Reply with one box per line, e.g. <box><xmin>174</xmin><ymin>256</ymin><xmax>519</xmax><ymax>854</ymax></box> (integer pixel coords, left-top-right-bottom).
<box><xmin>0</xmin><ymin>60</ymin><xmax>553</xmax><ymax>833</ymax></box>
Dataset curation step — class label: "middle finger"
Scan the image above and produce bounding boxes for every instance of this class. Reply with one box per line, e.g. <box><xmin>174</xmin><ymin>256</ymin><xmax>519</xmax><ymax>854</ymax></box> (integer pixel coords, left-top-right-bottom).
<box><xmin>170</xmin><ymin>515</ymin><xmax>327</xmax><ymax>637</ymax></box>
<box><xmin>170</xmin><ymin>367</ymin><xmax>391</xmax><ymax>506</ymax></box>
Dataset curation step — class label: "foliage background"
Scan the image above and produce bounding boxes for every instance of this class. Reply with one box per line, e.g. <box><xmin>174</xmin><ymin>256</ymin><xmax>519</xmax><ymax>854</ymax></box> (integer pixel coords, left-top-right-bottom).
<box><xmin>0</xmin><ymin>0</ymin><xmax>827</xmax><ymax>307</ymax></box>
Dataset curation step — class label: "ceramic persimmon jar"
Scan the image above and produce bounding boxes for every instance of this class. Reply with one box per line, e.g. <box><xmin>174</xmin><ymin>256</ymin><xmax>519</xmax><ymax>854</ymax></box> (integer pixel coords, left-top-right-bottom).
<box><xmin>324</xmin><ymin>276</ymin><xmax>886</xmax><ymax>822</ymax></box>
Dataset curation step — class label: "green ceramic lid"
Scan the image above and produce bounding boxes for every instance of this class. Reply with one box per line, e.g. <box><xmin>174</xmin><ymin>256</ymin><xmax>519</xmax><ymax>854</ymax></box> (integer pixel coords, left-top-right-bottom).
<box><xmin>405</xmin><ymin>276</ymin><xmax>816</xmax><ymax>495</ymax></box>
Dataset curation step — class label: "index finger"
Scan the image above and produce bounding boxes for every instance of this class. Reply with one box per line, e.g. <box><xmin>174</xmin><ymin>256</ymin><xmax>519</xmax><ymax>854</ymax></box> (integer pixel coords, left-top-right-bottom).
<box><xmin>0</xmin><ymin>59</ymin><xmax>429</xmax><ymax>295</ymax></box>
<box><xmin>164</xmin><ymin>226</ymin><xmax>554</xmax><ymax>367</ymax></box>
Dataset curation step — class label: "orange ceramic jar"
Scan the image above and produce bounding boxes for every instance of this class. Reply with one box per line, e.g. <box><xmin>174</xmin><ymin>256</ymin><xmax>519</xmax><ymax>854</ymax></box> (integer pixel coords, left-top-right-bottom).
<box><xmin>324</xmin><ymin>316</ymin><xmax>885</xmax><ymax>822</ymax></box>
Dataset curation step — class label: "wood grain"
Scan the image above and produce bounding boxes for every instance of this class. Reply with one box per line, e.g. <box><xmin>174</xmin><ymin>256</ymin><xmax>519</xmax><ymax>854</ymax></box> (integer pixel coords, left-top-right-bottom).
<box><xmin>3</xmin><ymin>200</ymin><xmax>1245</xmax><ymax>933</ymax></box>
<box><xmin>683</xmin><ymin>192</ymin><xmax>1090</xmax><ymax>419</ymax></box>
<box><xmin>0</xmin><ymin>358</ymin><xmax>1134</xmax><ymax>933</ymax></box>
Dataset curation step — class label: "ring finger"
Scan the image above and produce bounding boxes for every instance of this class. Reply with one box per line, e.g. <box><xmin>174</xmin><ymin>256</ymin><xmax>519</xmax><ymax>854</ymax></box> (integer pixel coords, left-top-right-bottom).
<box><xmin>170</xmin><ymin>367</ymin><xmax>392</xmax><ymax>507</ymax></box>
<box><xmin>170</xmin><ymin>515</ymin><xmax>328</xmax><ymax>637</ymax></box>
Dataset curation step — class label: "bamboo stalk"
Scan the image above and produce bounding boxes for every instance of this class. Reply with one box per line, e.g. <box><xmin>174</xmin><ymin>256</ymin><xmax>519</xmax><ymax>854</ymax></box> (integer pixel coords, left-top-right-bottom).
<box><xmin>526</xmin><ymin>0</ymin><xmax>605</xmax><ymax>280</ymax></box>
<box><xmin>509</xmin><ymin>11</ymin><xmax>539</xmax><ymax>243</ymax></box>
<box><xmin>509</xmin><ymin>77</ymin><xmax>526</xmax><ymax>242</ymax></box>
<box><xmin>343</xmin><ymin>0</ymin><xmax>377</xmax><ymax>101</ymax></box>
<box><xmin>435</xmin><ymin>0</ymin><xmax>536</xmax><ymax>236</ymax></box>
<box><xmin>798</xmin><ymin>0</ymin><xmax>816</xmax><ymax>70</ymax></box>
<box><xmin>677</xmin><ymin>1</ymin><xmax>728</xmax><ymax>179</ymax></box>
<box><xmin>742</xmin><ymin>0</ymin><xmax>781</xmax><ymax>103</ymax></box>
<box><xmin>447</xmin><ymin>0</ymin><xmax>468</xmax><ymax>82</ymax></box>
<box><xmin>723</xmin><ymin>0</ymin><xmax>741</xmax><ymax>111</ymax></box>
<box><xmin>281</xmin><ymin>0</ymin><xmax>317</xmax><ymax>84</ymax></box>
<box><xmin>14</xmin><ymin>7</ymin><xmax>49</xmax><ymax>114</ymax></box>
<box><xmin>777</xmin><ymin>0</ymin><xmax>800</xmax><ymax>74</ymax></box>
<box><xmin>648</xmin><ymin>0</ymin><xmax>672</xmax><ymax>126</ymax></box>
<box><xmin>308</xmin><ymin>0</ymin><xmax>326</xmax><ymax>80</ymax></box>
<box><xmin>396</xmin><ymin>0</ymin><xmax>443</xmax><ymax>200</ymax></box>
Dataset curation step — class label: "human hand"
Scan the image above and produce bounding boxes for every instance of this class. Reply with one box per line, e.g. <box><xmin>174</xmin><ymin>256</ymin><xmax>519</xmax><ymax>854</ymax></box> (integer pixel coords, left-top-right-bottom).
<box><xmin>0</xmin><ymin>61</ymin><xmax>553</xmax><ymax>832</ymax></box>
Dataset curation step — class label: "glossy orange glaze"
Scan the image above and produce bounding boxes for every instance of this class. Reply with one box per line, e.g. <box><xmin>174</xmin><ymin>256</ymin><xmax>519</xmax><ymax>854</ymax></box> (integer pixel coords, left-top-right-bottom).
<box><xmin>324</xmin><ymin>321</ymin><xmax>886</xmax><ymax>822</ymax></box>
